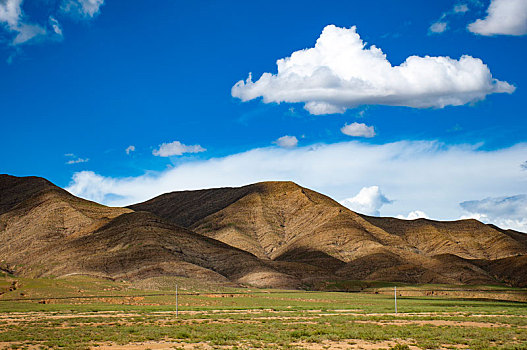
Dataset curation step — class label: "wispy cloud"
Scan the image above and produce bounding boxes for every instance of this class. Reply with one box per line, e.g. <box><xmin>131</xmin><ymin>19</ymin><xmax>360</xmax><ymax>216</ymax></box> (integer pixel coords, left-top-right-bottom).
<box><xmin>461</xmin><ymin>194</ymin><xmax>527</xmax><ymax>232</ymax></box>
<box><xmin>232</xmin><ymin>25</ymin><xmax>514</xmax><ymax>115</ymax></box>
<box><xmin>0</xmin><ymin>0</ymin><xmax>104</xmax><ymax>61</ymax></box>
<box><xmin>429</xmin><ymin>21</ymin><xmax>448</xmax><ymax>34</ymax></box>
<box><xmin>66</xmin><ymin>158</ymin><xmax>89</xmax><ymax>165</ymax></box>
<box><xmin>0</xmin><ymin>0</ymin><xmax>48</xmax><ymax>45</ymax></box>
<box><xmin>454</xmin><ymin>4</ymin><xmax>470</xmax><ymax>13</ymax></box>
<box><xmin>61</xmin><ymin>0</ymin><xmax>104</xmax><ymax>19</ymax></box>
<box><xmin>65</xmin><ymin>153</ymin><xmax>89</xmax><ymax>165</ymax></box>
<box><xmin>65</xmin><ymin>140</ymin><xmax>527</xmax><ymax>231</ymax></box>
<box><xmin>49</xmin><ymin>16</ymin><xmax>62</xmax><ymax>36</ymax></box>
<box><xmin>429</xmin><ymin>2</ymin><xmax>472</xmax><ymax>35</ymax></box>
<box><xmin>125</xmin><ymin>145</ymin><xmax>136</xmax><ymax>155</ymax></box>
<box><xmin>152</xmin><ymin>141</ymin><xmax>206</xmax><ymax>157</ymax></box>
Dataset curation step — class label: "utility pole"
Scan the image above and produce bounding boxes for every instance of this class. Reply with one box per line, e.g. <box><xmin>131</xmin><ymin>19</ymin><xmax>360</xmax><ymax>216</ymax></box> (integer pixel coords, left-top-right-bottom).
<box><xmin>176</xmin><ymin>284</ymin><xmax>178</xmax><ymax>318</ymax></box>
<box><xmin>394</xmin><ymin>286</ymin><xmax>397</xmax><ymax>314</ymax></box>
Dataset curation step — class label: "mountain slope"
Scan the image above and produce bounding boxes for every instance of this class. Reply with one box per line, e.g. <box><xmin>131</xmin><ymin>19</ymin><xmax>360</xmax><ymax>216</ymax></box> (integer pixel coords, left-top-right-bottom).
<box><xmin>2</xmin><ymin>175</ymin><xmax>526</xmax><ymax>288</ymax></box>
<box><xmin>131</xmin><ymin>181</ymin><xmax>527</xmax><ymax>286</ymax></box>
<box><xmin>130</xmin><ymin>182</ymin><xmax>407</xmax><ymax>261</ymax></box>
<box><xmin>0</xmin><ymin>175</ymin><xmax>300</xmax><ymax>288</ymax></box>
<box><xmin>0</xmin><ymin>174</ymin><xmax>132</xmax><ymax>275</ymax></box>
<box><xmin>34</xmin><ymin>211</ymin><xmax>300</xmax><ymax>288</ymax></box>
<box><xmin>361</xmin><ymin>216</ymin><xmax>527</xmax><ymax>260</ymax></box>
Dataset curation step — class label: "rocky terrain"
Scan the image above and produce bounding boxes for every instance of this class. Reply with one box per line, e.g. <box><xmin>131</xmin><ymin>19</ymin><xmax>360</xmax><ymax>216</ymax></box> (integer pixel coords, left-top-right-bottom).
<box><xmin>1</xmin><ymin>174</ymin><xmax>526</xmax><ymax>288</ymax></box>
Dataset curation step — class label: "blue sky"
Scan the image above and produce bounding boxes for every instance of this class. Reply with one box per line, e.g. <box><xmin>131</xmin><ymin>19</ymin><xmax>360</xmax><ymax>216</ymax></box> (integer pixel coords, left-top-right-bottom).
<box><xmin>1</xmin><ymin>0</ymin><xmax>526</xmax><ymax>231</ymax></box>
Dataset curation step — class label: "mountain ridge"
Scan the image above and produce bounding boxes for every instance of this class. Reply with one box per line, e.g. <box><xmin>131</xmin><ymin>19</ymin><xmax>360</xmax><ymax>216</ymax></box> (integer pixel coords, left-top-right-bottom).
<box><xmin>131</xmin><ymin>180</ymin><xmax>527</xmax><ymax>287</ymax></box>
<box><xmin>2</xmin><ymin>174</ymin><xmax>526</xmax><ymax>288</ymax></box>
<box><xmin>0</xmin><ymin>175</ymin><xmax>301</xmax><ymax>288</ymax></box>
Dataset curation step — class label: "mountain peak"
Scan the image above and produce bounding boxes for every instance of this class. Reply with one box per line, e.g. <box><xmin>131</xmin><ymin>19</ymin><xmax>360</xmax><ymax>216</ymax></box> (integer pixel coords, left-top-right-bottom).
<box><xmin>0</xmin><ymin>174</ymin><xmax>62</xmax><ymax>215</ymax></box>
<box><xmin>246</xmin><ymin>180</ymin><xmax>303</xmax><ymax>192</ymax></box>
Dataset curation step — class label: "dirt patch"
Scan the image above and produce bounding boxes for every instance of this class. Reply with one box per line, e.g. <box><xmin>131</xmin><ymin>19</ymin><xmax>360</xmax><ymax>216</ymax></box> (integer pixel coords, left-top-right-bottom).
<box><xmin>1</xmin><ymin>309</ymin><xmax>525</xmax><ymax>326</ymax></box>
<box><xmin>352</xmin><ymin>319</ymin><xmax>521</xmax><ymax>328</ymax></box>
<box><xmin>0</xmin><ymin>342</ymin><xmax>42</xmax><ymax>350</ymax></box>
<box><xmin>294</xmin><ymin>339</ymin><xmax>420</xmax><ymax>350</ymax></box>
<box><xmin>92</xmin><ymin>339</ymin><xmax>464</xmax><ymax>350</ymax></box>
<box><xmin>94</xmin><ymin>341</ymin><xmax>212</xmax><ymax>349</ymax></box>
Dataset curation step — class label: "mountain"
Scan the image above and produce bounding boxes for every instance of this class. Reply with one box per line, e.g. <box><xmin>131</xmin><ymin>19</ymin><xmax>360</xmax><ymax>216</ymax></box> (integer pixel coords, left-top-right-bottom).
<box><xmin>0</xmin><ymin>175</ymin><xmax>299</xmax><ymax>288</ymax></box>
<box><xmin>0</xmin><ymin>174</ymin><xmax>131</xmax><ymax>275</ymax></box>
<box><xmin>2</xmin><ymin>174</ymin><xmax>526</xmax><ymax>288</ymax></box>
<box><xmin>131</xmin><ymin>181</ymin><xmax>527</xmax><ymax>287</ymax></box>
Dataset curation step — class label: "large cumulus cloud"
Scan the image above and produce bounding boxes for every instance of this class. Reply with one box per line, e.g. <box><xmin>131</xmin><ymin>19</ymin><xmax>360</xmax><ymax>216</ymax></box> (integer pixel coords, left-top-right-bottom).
<box><xmin>232</xmin><ymin>25</ymin><xmax>514</xmax><ymax>115</ymax></box>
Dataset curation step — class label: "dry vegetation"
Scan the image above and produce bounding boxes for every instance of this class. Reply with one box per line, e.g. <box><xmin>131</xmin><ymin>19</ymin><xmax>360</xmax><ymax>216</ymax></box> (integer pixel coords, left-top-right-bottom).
<box><xmin>0</xmin><ymin>275</ymin><xmax>526</xmax><ymax>350</ymax></box>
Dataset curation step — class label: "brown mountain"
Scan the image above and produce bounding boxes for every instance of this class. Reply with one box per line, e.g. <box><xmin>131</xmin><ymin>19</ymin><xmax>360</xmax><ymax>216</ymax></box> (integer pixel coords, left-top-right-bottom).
<box><xmin>2</xmin><ymin>174</ymin><xmax>526</xmax><ymax>288</ymax></box>
<box><xmin>0</xmin><ymin>174</ymin><xmax>131</xmax><ymax>273</ymax></box>
<box><xmin>130</xmin><ymin>181</ymin><xmax>527</xmax><ymax>287</ymax></box>
<box><xmin>0</xmin><ymin>175</ymin><xmax>299</xmax><ymax>288</ymax></box>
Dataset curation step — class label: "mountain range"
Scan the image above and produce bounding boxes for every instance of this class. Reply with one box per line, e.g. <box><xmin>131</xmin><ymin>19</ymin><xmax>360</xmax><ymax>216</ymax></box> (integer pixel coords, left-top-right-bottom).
<box><xmin>1</xmin><ymin>174</ymin><xmax>526</xmax><ymax>289</ymax></box>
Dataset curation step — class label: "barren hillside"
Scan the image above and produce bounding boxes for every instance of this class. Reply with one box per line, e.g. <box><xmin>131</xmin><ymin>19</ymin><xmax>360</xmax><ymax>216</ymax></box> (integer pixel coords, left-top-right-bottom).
<box><xmin>131</xmin><ymin>181</ymin><xmax>527</xmax><ymax>286</ymax></box>
<box><xmin>2</xmin><ymin>175</ymin><xmax>526</xmax><ymax>288</ymax></box>
<box><xmin>0</xmin><ymin>175</ymin><xmax>300</xmax><ymax>288</ymax></box>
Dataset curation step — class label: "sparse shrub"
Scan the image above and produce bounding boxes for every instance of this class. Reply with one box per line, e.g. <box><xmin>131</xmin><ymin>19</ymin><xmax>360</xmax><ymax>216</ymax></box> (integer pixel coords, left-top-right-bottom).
<box><xmin>174</xmin><ymin>331</ymin><xmax>190</xmax><ymax>339</ymax></box>
<box><xmin>390</xmin><ymin>344</ymin><xmax>410</xmax><ymax>350</ymax></box>
<box><xmin>290</xmin><ymin>329</ymin><xmax>311</xmax><ymax>339</ymax></box>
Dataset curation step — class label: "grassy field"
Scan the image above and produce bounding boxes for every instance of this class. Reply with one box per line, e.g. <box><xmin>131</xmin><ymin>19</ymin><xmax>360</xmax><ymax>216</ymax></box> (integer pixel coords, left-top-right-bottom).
<box><xmin>0</xmin><ymin>275</ymin><xmax>526</xmax><ymax>350</ymax></box>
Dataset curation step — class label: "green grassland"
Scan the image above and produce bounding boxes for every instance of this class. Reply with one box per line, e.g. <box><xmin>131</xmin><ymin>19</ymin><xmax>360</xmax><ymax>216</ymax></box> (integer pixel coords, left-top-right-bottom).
<box><xmin>0</xmin><ymin>275</ymin><xmax>526</xmax><ymax>350</ymax></box>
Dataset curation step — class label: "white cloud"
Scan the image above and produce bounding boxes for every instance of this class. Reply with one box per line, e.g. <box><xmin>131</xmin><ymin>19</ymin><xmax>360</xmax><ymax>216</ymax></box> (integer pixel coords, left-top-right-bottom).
<box><xmin>0</xmin><ymin>0</ymin><xmax>47</xmax><ymax>45</ymax></box>
<box><xmin>454</xmin><ymin>4</ymin><xmax>470</xmax><ymax>13</ymax></box>
<box><xmin>125</xmin><ymin>145</ymin><xmax>136</xmax><ymax>155</ymax></box>
<box><xmin>67</xmin><ymin>171</ymin><xmax>117</xmax><ymax>202</ymax></box>
<box><xmin>0</xmin><ymin>0</ymin><xmax>21</xmax><ymax>27</ymax></box>
<box><xmin>66</xmin><ymin>158</ymin><xmax>89</xmax><ymax>165</ymax></box>
<box><xmin>274</xmin><ymin>135</ymin><xmax>298</xmax><ymax>148</ymax></box>
<box><xmin>65</xmin><ymin>153</ymin><xmax>89</xmax><ymax>164</ymax></box>
<box><xmin>232</xmin><ymin>25</ymin><xmax>514</xmax><ymax>115</ymax></box>
<box><xmin>11</xmin><ymin>23</ymin><xmax>46</xmax><ymax>44</ymax></box>
<box><xmin>61</xmin><ymin>0</ymin><xmax>104</xmax><ymax>18</ymax></box>
<box><xmin>468</xmin><ymin>0</ymin><xmax>527</xmax><ymax>35</ymax></box>
<box><xmin>0</xmin><ymin>0</ymin><xmax>101</xmax><ymax>51</ymax></box>
<box><xmin>49</xmin><ymin>16</ymin><xmax>62</xmax><ymax>36</ymax></box>
<box><xmin>460</xmin><ymin>195</ymin><xmax>527</xmax><ymax>232</ymax></box>
<box><xmin>396</xmin><ymin>210</ymin><xmax>430</xmax><ymax>220</ymax></box>
<box><xmin>152</xmin><ymin>141</ymin><xmax>206</xmax><ymax>157</ymax></box>
<box><xmin>340</xmin><ymin>186</ymin><xmax>392</xmax><ymax>216</ymax></box>
<box><xmin>429</xmin><ymin>3</ymin><xmax>470</xmax><ymax>35</ymax></box>
<box><xmin>65</xmin><ymin>140</ymin><xmax>527</xmax><ymax>232</ymax></box>
<box><xmin>429</xmin><ymin>22</ymin><xmax>448</xmax><ymax>33</ymax></box>
<box><xmin>341</xmin><ymin>122</ymin><xmax>375</xmax><ymax>138</ymax></box>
